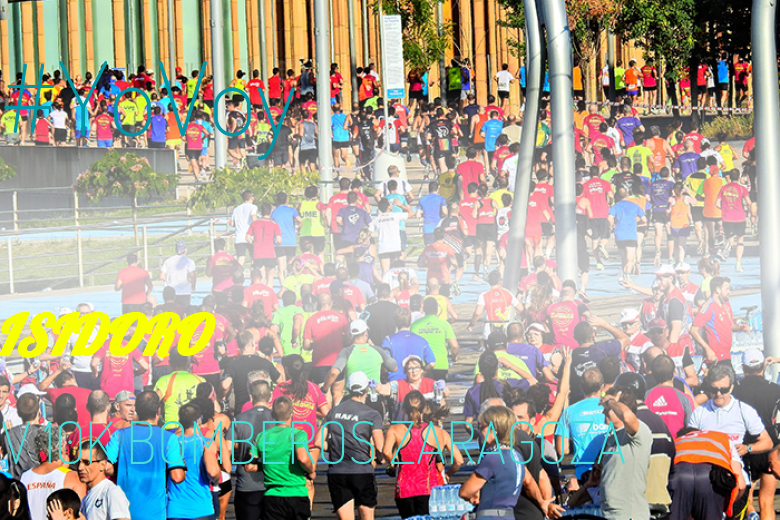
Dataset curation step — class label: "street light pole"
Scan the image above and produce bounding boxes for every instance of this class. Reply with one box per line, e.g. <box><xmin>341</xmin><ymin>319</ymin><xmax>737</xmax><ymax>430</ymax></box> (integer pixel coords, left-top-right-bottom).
<box><xmin>438</xmin><ymin>1</ymin><xmax>447</xmax><ymax>107</ymax></box>
<box><xmin>315</xmin><ymin>0</ymin><xmax>334</xmax><ymax>201</ymax></box>
<box><xmin>503</xmin><ymin>0</ymin><xmax>543</xmax><ymax>292</ymax></box>
<box><xmin>752</xmin><ymin>0</ymin><xmax>780</xmax><ymax>361</ymax></box>
<box><xmin>211</xmin><ymin>0</ymin><xmax>227</xmax><ymax>169</ymax></box>
<box><xmin>542</xmin><ymin>0</ymin><xmax>577</xmax><ymax>282</ymax></box>
<box><xmin>168</xmin><ymin>0</ymin><xmax>176</xmax><ymax>84</ymax></box>
<box><xmin>347</xmin><ymin>0</ymin><xmax>359</xmax><ymax>103</ymax></box>
<box><xmin>258</xmin><ymin>0</ymin><xmax>268</xmax><ymax>86</ymax></box>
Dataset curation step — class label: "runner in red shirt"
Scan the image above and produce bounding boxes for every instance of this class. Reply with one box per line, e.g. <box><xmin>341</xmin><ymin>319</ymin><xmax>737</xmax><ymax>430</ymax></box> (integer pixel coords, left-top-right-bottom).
<box><xmin>206</xmin><ymin>238</ymin><xmax>241</xmax><ymax>293</ymax></box>
<box><xmin>582</xmin><ymin>175</ymin><xmax>614</xmax><ymax>269</ymax></box>
<box><xmin>93</xmin><ymin>106</ymin><xmax>115</xmax><ymax>146</ymax></box>
<box><xmin>246</xmin><ymin>203</ymin><xmax>282</xmax><ymax>286</ymax></box>
<box><xmin>467</xmin><ymin>270</ymin><xmax>521</xmax><ymax>338</ymax></box>
<box><xmin>268</xmin><ymin>68</ymin><xmax>283</xmax><ymax>102</ymax></box>
<box><xmin>184</xmin><ymin>121</ymin><xmax>209</xmax><ymax>178</ymax></box>
<box><xmin>683</xmin><ymin>123</ymin><xmax>705</xmax><ymax>154</ymax></box>
<box><xmin>525</xmin><ymin>190</ymin><xmax>551</xmax><ymax>260</ymax></box>
<box><xmin>459</xmin><ymin>183</ymin><xmax>480</xmax><ymax>276</ymax></box>
<box><xmin>587</xmin><ymin>123</ymin><xmax>616</xmax><ymax>164</ymax></box>
<box><xmin>303</xmin><ymin>293</ymin><xmax>349</xmax><ymax>384</ymax></box>
<box><xmin>418</xmin><ymin>228</ymin><xmax>457</xmax><ymax>286</ymax></box>
<box><xmin>691</xmin><ymin>276</ymin><xmax>746</xmax><ymax>361</ymax></box>
<box><xmin>327</xmin><ymin>178</ymin><xmax>352</xmax><ymax>237</ymax></box>
<box><xmin>246</xmin><ymin>70</ymin><xmax>266</xmax><ymax>109</ymax></box>
<box><xmin>456</xmin><ymin>151</ymin><xmax>486</xmax><ymax>197</ymax></box>
<box><xmin>546</xmin><ymin>283</ymin><xmax>589</xmax><ymax>349</ymax></box>
<box><xmin>243</xmin><ymin>270</ymin><xmax>280</xmax><ymax>319</ymax></box>
<box><xmin>115</xmin><ymin>253</ymin><xmax>152</xmax><ymax>314</ymax></box>
<box><xmin>91</xmin><ymin>339</ymin><xmax>147</xmax><ymax>400</ymax></box>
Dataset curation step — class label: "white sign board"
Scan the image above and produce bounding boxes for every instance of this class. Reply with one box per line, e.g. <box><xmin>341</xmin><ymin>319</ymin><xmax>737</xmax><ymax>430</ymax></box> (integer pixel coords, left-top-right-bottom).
<box><xmin>382</xmin><ymin>15</ymin><xmax>406</xmax><ymax>99</ymax></box>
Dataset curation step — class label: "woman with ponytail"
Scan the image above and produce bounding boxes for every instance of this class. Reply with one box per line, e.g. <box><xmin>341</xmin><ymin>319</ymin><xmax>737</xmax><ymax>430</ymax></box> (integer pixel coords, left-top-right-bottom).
<box><xmin>383</xmin><ymin>391</ymin><xmax>464</xmax><ymax>519</ymax></box>
<box><xmin>463</xmin><ymin>351</ymin><xmax>524</xmax><ymax>432</ymax></box>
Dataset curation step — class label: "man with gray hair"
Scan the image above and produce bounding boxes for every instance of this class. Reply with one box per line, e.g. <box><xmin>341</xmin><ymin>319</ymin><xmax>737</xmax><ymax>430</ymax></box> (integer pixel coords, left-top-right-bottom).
<box><xmin>232</xmin><ymin>380</ymin><xmax>273</xmax><ymax>520</ymax></box>
<box><xmin>688</xmin><ymin>362</ymin><xmax>773</xmax><ymax>519</ymax></box>
<box><xmin>375</xmin><ymin>165</ymin><xmax>414</xmax><ymax>202</ymax></box>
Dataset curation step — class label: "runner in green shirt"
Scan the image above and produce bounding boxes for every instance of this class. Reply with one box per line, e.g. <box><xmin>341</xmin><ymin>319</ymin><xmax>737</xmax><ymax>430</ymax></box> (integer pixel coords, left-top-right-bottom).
<box><xmin>472</xmin><ymin>330</ymin><xmax>537</xmax><ymax>384</ymax></box>
<box><xmin>153</xmin><ymin>351</ymin><xmax>205</xmax><ymax>428</ymax></box>
<box><xmin>410</xmin><ymin>297</ymin><xmax>460</xmax><ymax>380</ymax></box>
<box><xmin>321</xmin><ymin>319</ymin><xmax>398</xmax><ymax>393</ymax></box>
<box><xmin>253</xmin><ymin>396</ymin><xmax>316</xmax><ymax>518</ymax></box>
<box><xmin>272</xmin><ymin>291</ymin><xmax>305</xmax><ymax>356</ymax></box>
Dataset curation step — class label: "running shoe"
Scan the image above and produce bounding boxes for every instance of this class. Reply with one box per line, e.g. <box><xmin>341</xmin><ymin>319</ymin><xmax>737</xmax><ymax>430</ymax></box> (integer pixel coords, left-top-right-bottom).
<box><xmin>596</xmin><ymin>263</ymin><xmax>604</xmax><ymax>270</ymax></box>
<box><xmin>736</xmin><ymin>263</ymin><xmax>744</xmax><ymax>273</ymax></box>
<box><xmin>597</xmin><ymin>243</ymin><xmax>610</xmax><ymax>260</ymax></box>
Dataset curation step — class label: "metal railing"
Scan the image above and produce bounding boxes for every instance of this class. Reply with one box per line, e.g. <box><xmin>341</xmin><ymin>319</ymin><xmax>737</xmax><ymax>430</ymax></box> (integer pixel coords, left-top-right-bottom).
<box><xmin>0</xmin><ymin>184</ymin><xmax>432</xmax><ymax>295</ymax></box>
<box><xmin>0</xmin><ymin>185</ymin><xmax>203</xmax><ymax>232</ymax></box>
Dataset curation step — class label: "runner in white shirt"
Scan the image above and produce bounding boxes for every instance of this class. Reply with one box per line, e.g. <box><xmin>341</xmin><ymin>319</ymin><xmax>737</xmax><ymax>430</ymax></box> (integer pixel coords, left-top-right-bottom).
<box><xmin>370</xmin><ymin>198</ymin><xmax>409</xmax><ymax>274</ymax></box>
<box><xmin>229</xmin><ymin>190</ymin><xmax>259</xmax><ymax>265</ymax></box>
<box><xmin>78</xmin><ymin>443</ymin><xmax>131</xmax><ymax>520</ymax></box>
<box><xmin>159</xmin><ymin>241</ymin><xmax>196</xmax><ymax>306</ymax></box>
<box><xmin>381</xmin><ymin>265</ymin><xmax>420</xmax><ymax>290</ymax></box>
<box><xmin>21</xmin><ymin>429</ymin><xmax>85</xmax><ymax>520</ymax></box>
<box><xmin>0</xmin><ymin>376</ymin><xmax>21</xmax><ymax>428</ymax></box>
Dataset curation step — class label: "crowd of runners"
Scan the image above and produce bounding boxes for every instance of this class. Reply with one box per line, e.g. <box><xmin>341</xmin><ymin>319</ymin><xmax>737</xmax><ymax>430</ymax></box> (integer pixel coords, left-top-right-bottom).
<box><xmin>0</xmin><ymin>52</ymin><xmax>772</xmax><ymax>520</ymax></box>
<box><xmin>0</xmin><ymin>55</ymin><xmax>753</xmax><ymax>177</ymax></box>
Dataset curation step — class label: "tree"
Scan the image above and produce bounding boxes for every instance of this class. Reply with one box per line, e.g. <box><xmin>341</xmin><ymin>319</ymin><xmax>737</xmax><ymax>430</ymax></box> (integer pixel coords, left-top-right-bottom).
<box><xmin>377</xmin><ymin>0</ymin><xmax>452</xmax><ymax>73</ymax></box>
<box><xmin>0</xmin><ymin>156</ymin><xmax>16</xmax><ymax>183</ymax></box>
<box><xmin>497</xmin><ymin>0</ymin><xmax>620</xmax><ymax>100</ymax></box>
<box><xmin>74</xmin><ymin>151</ymin><xmax>179</xmax><ymax>205</ymax></box>
<box><xmin>74</xmin><ymin>151</ymin><xmax>179</xmax><ymax>243</ymax></box>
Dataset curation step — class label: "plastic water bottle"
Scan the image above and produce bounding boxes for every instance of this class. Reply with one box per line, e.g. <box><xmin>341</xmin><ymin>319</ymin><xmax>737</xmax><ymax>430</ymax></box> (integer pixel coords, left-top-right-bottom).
<box><xmin>390</xmin><ymin>381</ymin><xmax>398</xmax><ymax>401</ymax></box>
<box><xmin>368</xmin><ymin>379</ymin><xmax>378</xmax><ymax>403</ymax></box>
<box><xmin>447</xmin><ymin>485</ymin><xmax>457</xmax><ymax>514</ymax></box>
<box><xmin>429</xmin><ymin>487</ymin><xmax>441</xmax><ymax>517</ymax></box>
<box><xmin>434</xmin><ymin>380</ymin><xmax>445</xmax><ymax>404</ymax></box>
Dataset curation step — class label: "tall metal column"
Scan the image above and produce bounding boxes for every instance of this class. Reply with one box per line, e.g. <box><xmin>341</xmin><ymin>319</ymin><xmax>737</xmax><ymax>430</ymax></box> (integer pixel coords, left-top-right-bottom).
<box><xmin>211</xmin><ymin>0</ymin><xmax>227</xmax><ymax>169</ymax></box>
<box><xmin>347</xmin><ymin>0</ymin><xmax>359</xmax><ymax>103</ymax></box>
<box><xmin>503</xmin><ymin>0</ymin><xmax>543</xmax><ymax>292</ymax></box>
<box><xmin>315</xmin><ymin>0</ymin><xmax>334</xmax><ymax>200</ymax></box>
<box><xmin>752</xmin><ymin>0</ymin><xmax>780</xmax><ymax>359</ymax></box>
<box><xmin>168</xmin><ymin>0</ymin><xmax>176</xmax><ymax>83</ymax></box>
<box><xmin>258</xmin><ymin>0</ymin><xmax>268</xmax><ymax>85</ymax></box>
<box><xmin>542</xmin><ymin>0</ymin><xmax>577</xmax><ymax>282</ymax></box>
<box><xmin>438</xmin><ymin>1</ymin><xmax>447</xmax><ymax>107</ymax></box>
<box><xmin>607</xmin><ymin>29</ymin><xmax>615</xmax><ymax>114</ymax></box>
<box><xmin>361</xmin><ymin>0</ymin><xmax>370</xmax><ymax>63</ymax></box>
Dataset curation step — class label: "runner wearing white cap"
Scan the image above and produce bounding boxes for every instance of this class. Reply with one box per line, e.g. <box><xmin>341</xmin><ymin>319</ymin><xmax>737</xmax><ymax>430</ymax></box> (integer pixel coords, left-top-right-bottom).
<box><xmin>619</xmin><ymin>308</ymin><xmax>652</xmax><ymax>372</ymax></box>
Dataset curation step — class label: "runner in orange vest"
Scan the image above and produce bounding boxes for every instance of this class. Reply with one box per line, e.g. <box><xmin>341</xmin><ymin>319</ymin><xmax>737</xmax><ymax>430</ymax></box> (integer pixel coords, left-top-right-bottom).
<box><xmin>670</xmin><ymin>429</ymin><xmax>745</xmax><ymax>519</ymax></box>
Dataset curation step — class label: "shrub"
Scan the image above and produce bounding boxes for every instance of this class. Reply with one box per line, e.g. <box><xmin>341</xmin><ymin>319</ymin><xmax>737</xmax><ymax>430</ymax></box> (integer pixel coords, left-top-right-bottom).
<box><xmin>0</xmin><ymin>156</ymin><xmax>16</xmax><ymax>183</ymax></box>
<box><xmin>74</xmin><ymin>151</ymin><xmax>179</xmax><ymax>203</ymax></box>
<box><xmin>702</xmin><ymin>114</ymin><xmax>753</xmax><ymax>140</ymax></box>
<box><xmin>187</xmin><ymin>167</ymin><xmax>320</xmax><ymax>214</ymax></box>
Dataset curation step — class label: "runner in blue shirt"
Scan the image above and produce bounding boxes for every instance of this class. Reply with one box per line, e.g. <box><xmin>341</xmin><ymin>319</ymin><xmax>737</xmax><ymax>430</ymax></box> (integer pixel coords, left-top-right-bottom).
<box><xmin>105</xmin><ymin>391</ymin><xmax>186</xmax><ymax>520</ymax></box>
<box><xmin>336</xmin><ymin>191</ymin><xmax>372</xmax><ymax>246</ymax></box>
<box><xmin>271</xmin><ymin>191</ymin><xmax>302</xmax><ymax>280</ymax></box>
<box><xmin>481</xmin><ymin>111</ymin><xmax>504</xmax><ymax>153</ymax></box>
<box><xmin>149</xmin><ymin>107</ymin><xmax>168</xmax><ymax>148</ymax></box>
<box><xmin>331</xmin><ymin>104</ymin><xmax>350</xmax><ymax>168</ymax></box>
<box><xmin>382</xmin><ymin>308</ymin><xmax>436</xmax><ymax>381</ymax></box>
<box><xmin>615</xmin><ymin>105</ymin><xmax>644</xmax><ymax>147</ymax></box>
<box><xmin>608</xmin><ymin>188</ymin><xmax>646</xmax><ymax>282</ymax></box>
<box><xmin>416</xmin><ymin>181</ymin><xmax>447</xmax><ymax>244</ymax></box>
<box><xmin>167</xmin><ymin>402</ymin><xmax>222</xmax><ymax>520</ymax></box>
<box><xmin>555</xmin><ymin>367</ymin><xmax>610</xmax><ymax>479</ymax></box>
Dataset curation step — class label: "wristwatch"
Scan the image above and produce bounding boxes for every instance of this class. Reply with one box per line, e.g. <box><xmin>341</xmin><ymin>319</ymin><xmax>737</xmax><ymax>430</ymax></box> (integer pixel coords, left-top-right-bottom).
<box><xmin>748</xmin><ymin>445</ymin><xmax>753</xmax><ymax>453</ymax></box>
